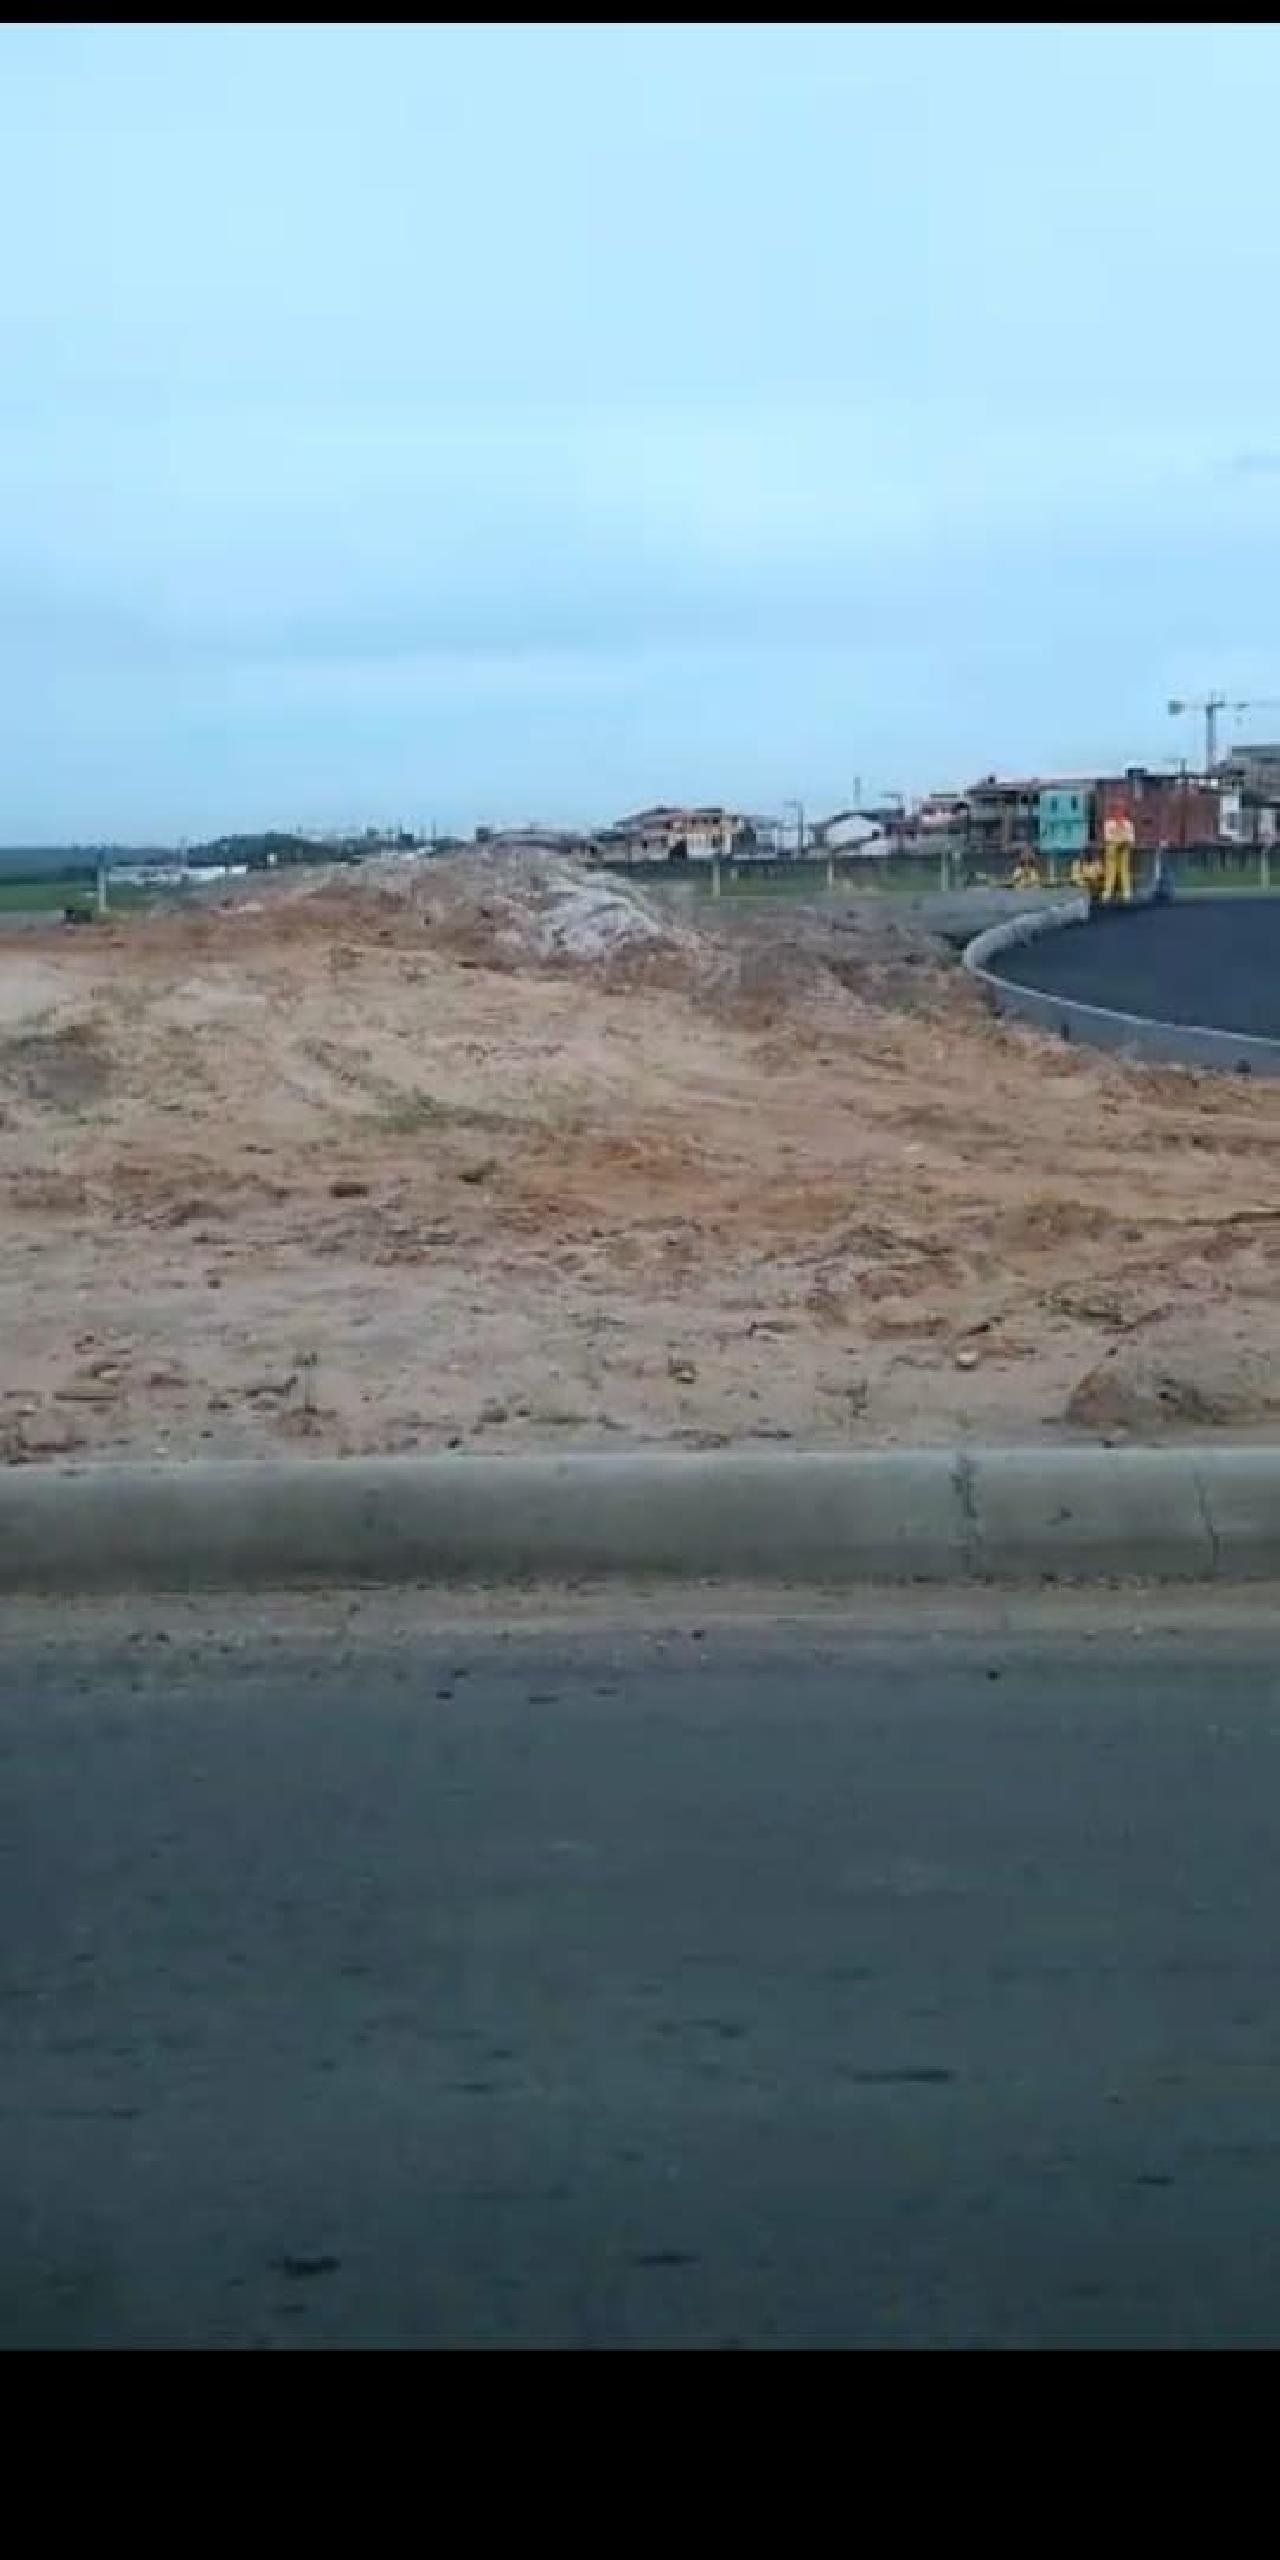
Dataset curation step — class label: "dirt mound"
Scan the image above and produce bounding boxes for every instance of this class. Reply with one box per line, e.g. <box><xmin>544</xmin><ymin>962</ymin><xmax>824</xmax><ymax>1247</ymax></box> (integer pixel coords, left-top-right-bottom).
<box><xmin>1063</xmin><ymin>1332</ymin><xmax>1280</xmax><ymax>1434</ymax></box>
<box><xmin>4</xmin><ymin>866</ymin><xmax>1280</xmax><ymax>1465</ymax></box>
<box><xmin>644</xmin><ymin>891</ymin><xmax>975</xmax><ymax>1030</ymax></box>
<box><xmin>337</xmin><ymin>849</ymin><xmax>692</xmax><ymax>972</ymax></box>
<box><xmin>283</xmin><ymin>852</ymin><xmax>970</xmax><ymax>1025</ymax></box>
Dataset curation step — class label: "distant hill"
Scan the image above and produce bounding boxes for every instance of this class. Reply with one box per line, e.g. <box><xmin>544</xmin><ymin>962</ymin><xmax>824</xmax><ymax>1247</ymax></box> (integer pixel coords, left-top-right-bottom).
<box><xmin>0</xmin><ymin>830</ymin><xmax>430</xmax><ymax>882</ymax></box>
<box><xmin>0</xmin><ymin>847</ymin><xmax>131</xmax><ymax>881</ymax></box>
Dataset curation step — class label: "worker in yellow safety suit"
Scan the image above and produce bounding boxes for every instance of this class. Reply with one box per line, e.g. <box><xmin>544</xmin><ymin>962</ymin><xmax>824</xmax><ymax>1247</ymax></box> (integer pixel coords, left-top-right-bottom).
<box><xmin>1101</xmin><ymin>810</ymin><xmax>1136</xmax><ymax>904</ymax></box>
<box><xmin>1071</xmin><ymin>848</ymin><xmax>1106</xmax><ymax>903</ymax></box>
<box><xmin>1010</xmin><ymin>852</ymin><xmax>1041</xmax><ymax>888</ymax></box>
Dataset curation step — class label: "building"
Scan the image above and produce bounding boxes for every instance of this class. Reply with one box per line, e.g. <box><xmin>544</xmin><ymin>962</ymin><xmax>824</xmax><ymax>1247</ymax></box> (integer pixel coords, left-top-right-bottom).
<box><xmin>1096</xmin><ymin>770</ymin><xmax>1219</xmax><ymax>851</ymax></box>
<box><xmin>1213</xmin><ymin>746</ymin><xmax>1280</xmax><ymax>847</ymax></box>
<box><xmin>964</xmin><ymin>775</ymin><xmax>1057</xmax><ymax>866</ymax></box>
<box><xmin>1037</xmin><ymin>785</ymin><xmax>1090</xmax><ymax>860</ymax></box>
<box><xmin>599</xmin><ymin>806</ymin><xmax>773</xmax><ymax>863</ymax></box>
<box><xmin>813</xmin><ymin>811</ymin><xmax>884</xmax><ymax>852</ymax></box>
<box><xmin>916</xmin><ymin>793</ymin><xmax>969</xmax><ymax>837</ymax></box>
<box><xmin>1215</xmin><ymin>742</ymin><xmax>1280</xmax><ymax>793</ymax></box>
<box><xmin>964</xmin><ymin>767</ymin><xmax>1229</xmax><ymax>871</ymax></box>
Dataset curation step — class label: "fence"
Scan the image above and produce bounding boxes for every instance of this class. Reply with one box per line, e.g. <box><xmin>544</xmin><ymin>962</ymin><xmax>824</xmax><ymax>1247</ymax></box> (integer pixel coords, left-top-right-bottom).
<box><xmin>601</xmin><ymin>842</ymin><xmax>1280</xmax><ymax>899</ymax></box>
<box><xmin>1162</xmin><ymin>842</ymin><xmax>1275</xmax><ymax>891</ymax></box>
<box><xmin>601</xmin><ymin>849</ymin><xmax>968</xmax><ymax>897</ymax></box>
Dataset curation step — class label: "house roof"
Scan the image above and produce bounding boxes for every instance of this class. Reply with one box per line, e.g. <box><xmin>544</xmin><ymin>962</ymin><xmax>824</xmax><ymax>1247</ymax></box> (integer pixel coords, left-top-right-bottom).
<box><xmin>966</xmin><ymin>774</ymin><xmax>1099</xmax><ymax>795</ymax></box>
<box><xmin>611</xmin><ymin>804</ymin><xmax>758</xmax><ymax>828</ymax></box>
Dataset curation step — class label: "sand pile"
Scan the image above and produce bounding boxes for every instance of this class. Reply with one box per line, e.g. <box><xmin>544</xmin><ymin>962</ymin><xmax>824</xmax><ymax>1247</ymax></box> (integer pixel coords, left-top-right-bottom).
<box><xmin>2</xmin><ymin>860</ymin><xmax>1280</xmax><ymax>1465</ymax></box>
<box><xmin>347</xmin><ymin>848</ymin><xmax>691</xmax><ymax>968</ymax></box>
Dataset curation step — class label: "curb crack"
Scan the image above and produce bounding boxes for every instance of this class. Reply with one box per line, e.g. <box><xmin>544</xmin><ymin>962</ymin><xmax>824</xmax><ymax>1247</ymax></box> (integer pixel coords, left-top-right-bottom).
<box><xmin>952</xmin><ymin>1450</ymin><xmax>983</xmax><ymax>1578</ymax></box>
<box><xmin>1190</xmin><ymin>1464</ymin><xmax>1221</xmax><ymax>1581</ymax></box>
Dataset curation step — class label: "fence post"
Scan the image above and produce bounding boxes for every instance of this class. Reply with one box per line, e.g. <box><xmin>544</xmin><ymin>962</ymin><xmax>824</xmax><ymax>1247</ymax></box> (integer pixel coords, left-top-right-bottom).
<box><xmin>711</xmin><ymin>855</ymin><xmax>722</xmax><ymax>901</ymax></box>
<box><xmin>1262</xmin><ymin>844</ymin><xmax>1272</xmax><ymax>893</ymax></box>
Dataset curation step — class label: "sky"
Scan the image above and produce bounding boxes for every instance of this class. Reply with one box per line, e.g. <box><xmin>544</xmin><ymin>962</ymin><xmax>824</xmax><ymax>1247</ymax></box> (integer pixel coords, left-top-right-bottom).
<box><xmin>6</xmin><ymin>19</ymin><xmax>1280</xmax><ymax>840</ymax></box>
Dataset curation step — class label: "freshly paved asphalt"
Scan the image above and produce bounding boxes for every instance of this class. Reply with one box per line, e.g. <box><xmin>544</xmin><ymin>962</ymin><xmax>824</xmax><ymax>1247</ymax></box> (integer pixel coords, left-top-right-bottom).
<box><xmin>6</xmin><ymin>1592</ymin><xmax>1280</xmax><ymax>2350</ymax></box>
<box><xmin>988</xmin><ymin>895</ymin><xmax>1280</xmax><ymax>1039</ymax></box>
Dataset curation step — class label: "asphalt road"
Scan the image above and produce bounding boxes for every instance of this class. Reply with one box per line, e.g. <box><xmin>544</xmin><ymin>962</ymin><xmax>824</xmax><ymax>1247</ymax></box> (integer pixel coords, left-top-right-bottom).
<box><xmin>989</xmin><ymin>894</ymin><xmax>1280</xmax><ymax>1039</ymax></box>
<box><xmin>6</xmin><ymin>1588</ymin><xmax>1280</xmax><ymax>2350</ymax></box>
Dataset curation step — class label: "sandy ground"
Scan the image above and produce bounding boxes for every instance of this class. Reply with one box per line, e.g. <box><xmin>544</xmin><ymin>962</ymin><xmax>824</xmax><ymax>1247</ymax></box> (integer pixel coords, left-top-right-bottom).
<box><xmin>2</xmin><ymin>853</ymin><xmax>1280</xmax><ymax>1466</ymax></box>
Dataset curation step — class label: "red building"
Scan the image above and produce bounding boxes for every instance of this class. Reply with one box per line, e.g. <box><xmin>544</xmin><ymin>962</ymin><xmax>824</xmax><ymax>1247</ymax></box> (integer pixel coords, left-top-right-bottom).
<box><xmin>1096</xmin><ymin>772</ymin><xmax>1219</xmax><ymax>851</ymax></box>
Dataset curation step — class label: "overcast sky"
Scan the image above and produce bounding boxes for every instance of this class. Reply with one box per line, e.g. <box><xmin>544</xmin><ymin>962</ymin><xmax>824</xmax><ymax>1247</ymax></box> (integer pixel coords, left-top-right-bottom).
<box><xmin>6</xmin><ymin>20</ymin><xmax>1280</xmax><ymax>839</ymax></box>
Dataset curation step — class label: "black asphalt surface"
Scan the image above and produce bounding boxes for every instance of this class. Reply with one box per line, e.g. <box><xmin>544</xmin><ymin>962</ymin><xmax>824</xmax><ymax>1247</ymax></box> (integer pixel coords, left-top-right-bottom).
<box><xmin>989</xmin><ymin>895</ymin><xmax>1280</xmax><ymax>1039</ymax></box>
<box><xmin>6</xmin><ymin>1601</ymin><xmax>1280</xmax><ymax>2349</ymax></box>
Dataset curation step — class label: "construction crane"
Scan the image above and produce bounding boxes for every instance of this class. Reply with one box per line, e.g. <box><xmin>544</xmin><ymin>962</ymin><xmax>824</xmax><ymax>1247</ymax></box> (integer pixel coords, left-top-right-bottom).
<box><xmin>1167</xmin><ymin>692</ymin><xmax>1280</xmax><ymax>774</ymax></box>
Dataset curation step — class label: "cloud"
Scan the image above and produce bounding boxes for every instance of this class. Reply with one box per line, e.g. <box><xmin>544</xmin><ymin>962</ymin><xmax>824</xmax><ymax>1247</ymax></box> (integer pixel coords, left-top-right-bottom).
<box><xmin>9</xmin><ymin>23</ymin><xmax>1280</xmax><ymax>832</ymax></box>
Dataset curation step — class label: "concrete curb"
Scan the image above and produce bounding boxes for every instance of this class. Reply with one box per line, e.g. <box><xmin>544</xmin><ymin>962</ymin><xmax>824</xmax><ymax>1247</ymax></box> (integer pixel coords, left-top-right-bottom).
<box><xmin>963</xmin><ymin>892</ymin><xmax>1090</xmax><ymax>976</ymax></box>
<box><xmin>1</xmin><ymin>1449</ymin><xmax>1278</xmax><ymax>1594</ymax></box>
<box><xmin>966</xmin><ymin>893</ymin><xmax>1280</xmax><ymax>1076</ymax></box>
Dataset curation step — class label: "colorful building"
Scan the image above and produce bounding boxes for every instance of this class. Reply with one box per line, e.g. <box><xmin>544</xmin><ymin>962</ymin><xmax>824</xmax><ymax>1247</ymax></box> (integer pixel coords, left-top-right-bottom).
<box><xmin>1036</xmin><ymin>785</ymin><xmax>1090</xmax><ymax>859</ymax></box>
